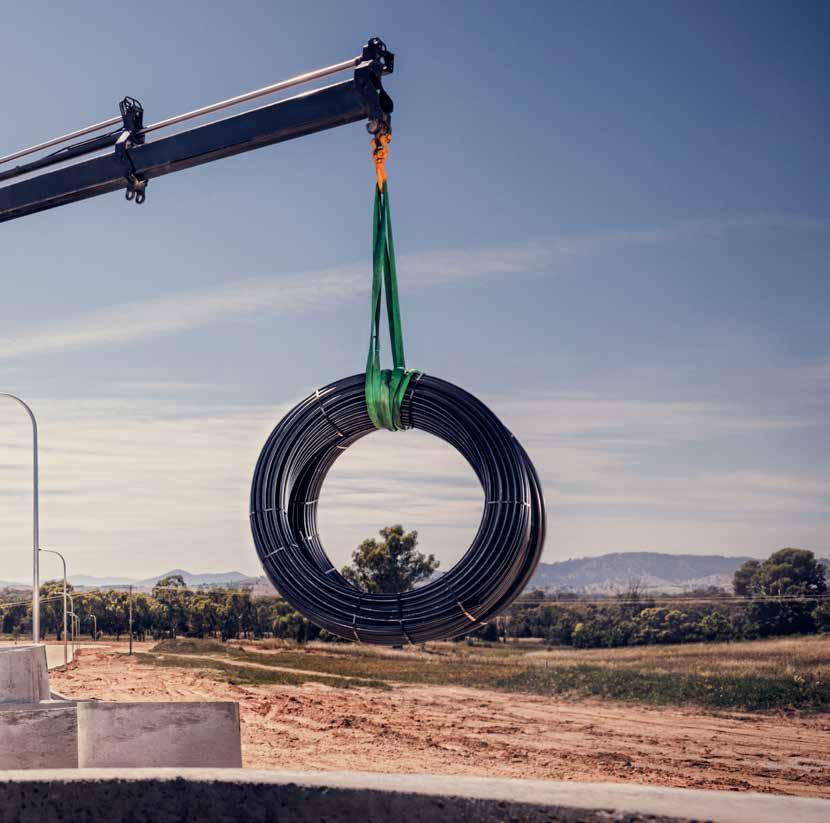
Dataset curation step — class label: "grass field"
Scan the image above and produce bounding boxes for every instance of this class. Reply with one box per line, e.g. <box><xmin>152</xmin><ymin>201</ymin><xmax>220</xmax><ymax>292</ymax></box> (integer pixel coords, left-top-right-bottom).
<box><xmin>141</xmin><ymin>633</ymin><xmax>830</xmax><ymax>711</ymax></box>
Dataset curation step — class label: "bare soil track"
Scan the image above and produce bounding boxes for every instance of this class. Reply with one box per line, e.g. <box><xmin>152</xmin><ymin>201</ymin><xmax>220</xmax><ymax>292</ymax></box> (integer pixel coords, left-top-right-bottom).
<box><xmin>51</xmin><ymin>643</ymin><xmax>830</xmax><ymax>798</ymax></box>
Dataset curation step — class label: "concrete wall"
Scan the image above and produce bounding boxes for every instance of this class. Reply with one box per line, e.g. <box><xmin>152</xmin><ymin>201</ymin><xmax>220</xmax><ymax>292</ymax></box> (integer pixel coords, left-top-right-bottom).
<box><xmin>0</xmin><ymin>769</ymin><xmax>828</xmax><ymax>823</ymax></box>
<box><xmin>76</xmin><ymin>702</ymin><xmax>242</xmax><ymax>768</ymax></box>
<box><xmin>0</xmin><ymin>703</ymin><xmax>77</xmax><ymax>769</ymax></box>
<box><xmin>0</xmin><ymin>646</ymin><xmax>49</xmax><ymax>704</ymax></box>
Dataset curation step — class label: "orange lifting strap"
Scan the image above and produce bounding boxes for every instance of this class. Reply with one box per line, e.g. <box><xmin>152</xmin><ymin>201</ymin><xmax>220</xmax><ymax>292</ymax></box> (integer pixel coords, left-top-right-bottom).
<box><xmin>373</xmin><ymin>132</ymin><xmax>391</xmax><ymax>192</ymax></box>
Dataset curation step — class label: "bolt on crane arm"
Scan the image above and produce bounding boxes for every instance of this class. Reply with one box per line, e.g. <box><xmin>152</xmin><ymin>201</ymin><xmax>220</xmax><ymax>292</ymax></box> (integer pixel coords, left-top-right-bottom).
<box><xmin>0</xmin><ymin>38</ymin><xmax>393</xmax><ymax>224</ymax></box>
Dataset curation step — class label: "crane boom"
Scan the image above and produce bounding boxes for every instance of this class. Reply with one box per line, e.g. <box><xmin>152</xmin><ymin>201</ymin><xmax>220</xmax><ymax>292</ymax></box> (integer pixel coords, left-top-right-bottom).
<box><xmin>0</xmin><ymin>38</ymin><xmax>393</xmax><ymax>224</ymax></box>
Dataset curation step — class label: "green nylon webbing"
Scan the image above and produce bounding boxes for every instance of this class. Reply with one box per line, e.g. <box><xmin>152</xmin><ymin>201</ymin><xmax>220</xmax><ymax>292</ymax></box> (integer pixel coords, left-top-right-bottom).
<box><xmin>365</xmin><ymin>181</ymin><xmax>418</xmax><ymax>430</ymax></box>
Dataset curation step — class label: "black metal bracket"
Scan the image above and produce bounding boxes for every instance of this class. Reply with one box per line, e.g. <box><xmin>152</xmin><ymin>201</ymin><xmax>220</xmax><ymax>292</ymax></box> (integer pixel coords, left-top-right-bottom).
<box><xmin>356</xmin><ymin>38</ymin><xmax>394</xmax><ymax>136</ymax></box>
<box><xmin>114</xmin><ymin>97</ymin><xmax>147</xmax><ymax>204</ymax></box>
<box><xmin>361</xmin><ymin>37</ymin><xmax>394</xmax><ymax>74</ymax></box>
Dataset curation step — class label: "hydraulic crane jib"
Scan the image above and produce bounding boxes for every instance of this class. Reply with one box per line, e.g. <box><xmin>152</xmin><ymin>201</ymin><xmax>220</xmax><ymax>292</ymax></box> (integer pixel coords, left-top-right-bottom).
<box><xmin>0</xmin><ymin>37</ymin><xmax>394</xmax><ymax>223</ymax></box>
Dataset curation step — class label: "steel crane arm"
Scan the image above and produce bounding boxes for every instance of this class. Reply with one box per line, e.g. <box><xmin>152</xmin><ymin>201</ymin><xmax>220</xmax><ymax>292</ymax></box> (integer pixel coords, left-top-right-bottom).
<box><xmin>0</xmin><ymin>39</ymin><xmax>393</xmax><ymax>224</ymax></box>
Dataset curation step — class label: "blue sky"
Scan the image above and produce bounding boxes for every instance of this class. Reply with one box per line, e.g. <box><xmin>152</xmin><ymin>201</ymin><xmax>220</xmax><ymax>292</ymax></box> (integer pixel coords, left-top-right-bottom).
<box><xmin>0</xmin><ymin>1</ymin><xmax>827</xmax><ymax>581</ymax></box>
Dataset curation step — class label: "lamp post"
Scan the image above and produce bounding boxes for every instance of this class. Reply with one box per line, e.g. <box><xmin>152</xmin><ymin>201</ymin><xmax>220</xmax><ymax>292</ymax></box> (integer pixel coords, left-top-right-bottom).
<box><xmin>67</xmin><ymin>594</ymin><xmax>76</xmax><ymax>659</ymax></box>
<box><xmin>67</xmin><ymin>611</ymin><xmax>77</xmax><ymax>658</ymax></box>
<box><xmin>87</xmin><ymin>614</ymin><xmax>97</xmax><ymax>640</ymax></box>
<box><xmin>39</xmin><ymin>548</ymin><xmax>68</xmax><ymax>666</ymax></box>
<box><xmin>128</xmin><ymin>585</ymin><xmax>133</xmax><ymax>655</ymax></box>
<box><xmin>0</xmin><ymin>393</ymin><xmax>40</xmax><ymax>644</ymax></box>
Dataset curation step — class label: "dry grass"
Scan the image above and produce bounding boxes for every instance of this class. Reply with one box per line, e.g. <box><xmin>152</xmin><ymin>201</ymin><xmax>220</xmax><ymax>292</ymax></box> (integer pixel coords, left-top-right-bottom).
<box><xmin>523</xmin><ymin>634</ymin><xmax>830</xmax><ymax>673</ymax></box>
<box><xmin>145</xmin><ymin>634</ymin><xmax>830</xmax><ymax>712</ymax></box>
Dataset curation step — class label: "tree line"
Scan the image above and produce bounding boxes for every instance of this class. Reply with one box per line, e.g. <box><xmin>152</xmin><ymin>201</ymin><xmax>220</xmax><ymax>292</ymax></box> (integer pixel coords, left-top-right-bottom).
<box><xmin>1</xmin><ymin>526</ymin><xmax>437</xmax><ymax>643</ymax></box>
<box><xmin>0</xmin><ymin>575</ymin><xmax>330</xmax><ymax>643</ymax></box>
<box><xmin>499</xmin><ymin>548</ymin><xmax>828</xmax><ymax>648</ymax></box>
<box><xmin>1</xmin><ymin>539</ymin><xmax>826</xmax><ymax>648</ymax></box>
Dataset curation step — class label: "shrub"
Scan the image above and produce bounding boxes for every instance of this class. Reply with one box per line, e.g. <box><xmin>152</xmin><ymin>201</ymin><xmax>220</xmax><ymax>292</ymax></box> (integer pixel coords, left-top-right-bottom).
<box><xmin>811</xmin><ymin>600</ymin><xmax>830</xmax><ymax>633</ymax></box>
<box><xmin>632</xmin><ymin>608</ymin><xmax>699</xmax><ymax>645</ymax></box>
<box><xmin>546</xmin><ymin>610</ymin><xmax>579</xmax><ymax>646</ymax></box>
<box><xmin>697</xmin><ymin>611</ymin><xmax>734</xmax><ymax>641</ymax></box>
<box><xmin>743</xmin><ymin>600</ymin><xmax>816</xmax><ymax>637</ymax></box>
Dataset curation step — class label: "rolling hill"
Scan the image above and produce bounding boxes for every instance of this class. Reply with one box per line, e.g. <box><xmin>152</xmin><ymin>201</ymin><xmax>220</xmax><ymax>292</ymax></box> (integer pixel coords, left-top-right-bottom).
<box><xmin>4</xmin><ymin>553</ymin><xmax>826</xmax><ymax>596</ymax></box>
<box><xmin>524</xmin><ymin>552</ymin><xmax>756</xmax><ymax>594</ymax></box>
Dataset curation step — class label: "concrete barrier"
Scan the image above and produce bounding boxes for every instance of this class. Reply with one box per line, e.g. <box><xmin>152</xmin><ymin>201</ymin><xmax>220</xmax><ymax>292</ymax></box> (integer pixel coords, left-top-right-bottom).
<box><xmin>76</xmin><ymin>702</ymin><xmax>242</xmax><ymax>768</ymax></box>
<box><xmin>0</xmin><ymin>702</ymin><xmax>78</xmax><ymax>769</ymax></box>
<box><xmin>0</xmin><ymin>646</ymin><xmax>50</xmax><ymax>704</ymax></box>
<box><xmin>0</xmin><ymin>769</ymin><xmax>827</xmax><ymax>823</ymax></box>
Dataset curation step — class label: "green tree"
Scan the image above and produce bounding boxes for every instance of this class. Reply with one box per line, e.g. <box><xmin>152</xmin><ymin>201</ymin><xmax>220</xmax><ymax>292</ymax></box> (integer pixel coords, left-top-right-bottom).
<box><xmin>734</xmin><ymin>549</ymin><xmax>825</xmax><ymax>637</ymax></box>
<box><xmin>570</xmin><ymin>607</ymin><xmax>636</xmax><ymax>648</ymax></box>
<box><xmin>153</xmin><ymin>575</ymin><xmax>188</xmax><ymax>638</ymax></box>
<box><xmin>40</xmin><ymin>579</ymin><xmax>73</xmax><ymax>640</ymax></box>
<box><xmin>755</xmin><ymin>549</ymin><xmax>826</xmax><ymax>597</ymax></box>
<box><xmin>0</xmin><ymin>598</ymin><xmax>29</xmax><ymax>636</ymax></box>
<box><xmin>733</xmin><ymin>559</ymin><xmax>761</xmax><ymax>596</ymax></box>
<box><xmin>546</xmin><ymin>607</ymin><xmax>579</xmax><ymax>646</ymax></box>
<box><xmin>743</xmin><ymin>599</ymin><xmax>816</xmax><ymax>637</ymax></box>
<box><xmin>103</xmin><ymin>590</ymin><xmax>130</xmax><ymax>640</ymax></box>
<box><xmin>227</xmin><ymin>590</ymin><xmax>254</xmax><ymax>639</ymax></box>
<box><xmin>251</xmin><ymin>596</ymin><xmax>277</xmax><ymax>639</ymax></box>
<box><xmin>341</xmin><ymin>525</ymin><xmax>438</xmax><ymax>594</ymax></box>
<box><xmin>270</xmin><ymin>600</ymin><xmax>319</xmax><ymax>643</ymax></box>
<box><xmin>697</xmin><ymin>611</ymin><xmax>733</xmax><ymax>641</ymax></box>
<box><xmin>156</xmin><ymin>574</ymin><xmax>186</xmax><ymax>589</ymax></box>
<box><xmin>813</xmin><ymin>600</ymin><xmax>830</xmax><ymax>633</ymax></box>
<box><xmin>130</xmin><ymin>593</ymin><xmax>160</xmax><ymax>641</ymax></box>
<box><xmin>734</xmin><ymin>550</ymin><xmax>825</xmax><ymax>597</ymax></box>
<box><xmin>186</xmin><ymin>593</ymin><xmax>217</xmax><ymax>638</ymax></box>
<box><xmin>633</xmin><ymin>608</ymin><xmax>698</xmax><ymax>645</ymax></box>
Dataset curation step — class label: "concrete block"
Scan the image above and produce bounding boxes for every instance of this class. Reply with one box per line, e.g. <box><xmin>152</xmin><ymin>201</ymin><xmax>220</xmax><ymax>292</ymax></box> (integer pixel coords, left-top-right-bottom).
<box><xmin>76</xmin><ymin>701</ymin><xmax>242</xmax><ymax>768</ymax></box>
<box><xmin>0</xmin><ymin>646</ymin><xmax>50</xmax><ymax>704</ymax></box>
<box><xmin>0</xmin><ymin>702</ymin><xmax>78</xmax><ymax>769</ymax></box>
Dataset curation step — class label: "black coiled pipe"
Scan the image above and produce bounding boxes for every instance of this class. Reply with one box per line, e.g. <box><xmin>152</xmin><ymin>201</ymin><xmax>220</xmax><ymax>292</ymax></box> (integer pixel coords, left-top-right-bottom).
<box><xmin>250</xmin><ymin>373</ymin><xmax>545</xmax><ymax>644</ymax></box>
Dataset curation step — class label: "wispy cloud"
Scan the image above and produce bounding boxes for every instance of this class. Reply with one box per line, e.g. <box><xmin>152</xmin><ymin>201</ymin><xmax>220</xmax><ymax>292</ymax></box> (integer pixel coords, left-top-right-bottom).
<box><xmin>1</xmin><ymin>213</ymin><xmax>826</xmax><ymax>361</ymax></box>
<box><xmin>0</xmin><ymin>387</ymin><xmax>825</xmax><ymax>580</ymax></box>
<box><xmin>0</xmin><ymin>212</ymin><xmax>826</xmax><ymax>577</ymax></box>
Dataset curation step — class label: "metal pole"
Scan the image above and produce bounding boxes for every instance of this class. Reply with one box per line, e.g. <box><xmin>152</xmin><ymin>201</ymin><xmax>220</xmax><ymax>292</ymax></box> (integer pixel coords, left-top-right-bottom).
<box><xmin>0</xmin><ymin>53</ymin><xmax>361</xmax><ymax>165</ymax></box>
<box><xmin>67</xmin><ymin>595</ymin><xmax>75</xmax><ymax>659</ymax></box>
<box><xmin>40</xmin><ymin>549</ymin><xmax>67</xmax><ymax>666</ymax></box>
<box><xmin>128</xmin><ymin>585</ymin><xmax>133</xmax><ymax>655</ymax></box>
<box><xmin>141</xmin><ymin>56</ymin><xmax>359</xmax><ymax>135</ymax></box>
<box><xmin>0</xmin><ymin>115</ymin><xmax>121</xmax><ymax>166</ymax></box>
<box><xmin>88</xmin><ymin>614</ymin><xmax>97</xmax><ymax>640</ymax></box>
<box><xmin>69</xmin><ymin>612</ymin><xmax>79</xmax><ymax>657</ymax></box>
<box><xmin>0</xmin><ymin>394</ymin><xmax>39</xmax><ymax>644</ymax></box>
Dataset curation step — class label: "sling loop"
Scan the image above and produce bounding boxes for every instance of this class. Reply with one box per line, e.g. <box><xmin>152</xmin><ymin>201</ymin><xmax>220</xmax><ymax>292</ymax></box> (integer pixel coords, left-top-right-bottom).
<box><xmin>365</xmin><ymin>134</ymin><xmax>418</xmax><ymax>430</ymax></box>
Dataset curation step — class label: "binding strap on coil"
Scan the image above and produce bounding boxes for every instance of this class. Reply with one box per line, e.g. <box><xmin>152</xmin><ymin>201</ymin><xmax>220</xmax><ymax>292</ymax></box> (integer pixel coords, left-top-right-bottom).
<box><xmin>365</xmin><ymin>133</ymin><xmax>419</xmax><ymax>431</ymax></box>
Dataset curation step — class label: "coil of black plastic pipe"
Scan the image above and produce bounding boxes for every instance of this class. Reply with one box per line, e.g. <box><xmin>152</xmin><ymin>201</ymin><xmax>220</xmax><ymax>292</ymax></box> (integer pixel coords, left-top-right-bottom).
<box><xmin>250</xmin><ymin>373</ymin><xmax>546</xmax><ymax>644</ymax></box>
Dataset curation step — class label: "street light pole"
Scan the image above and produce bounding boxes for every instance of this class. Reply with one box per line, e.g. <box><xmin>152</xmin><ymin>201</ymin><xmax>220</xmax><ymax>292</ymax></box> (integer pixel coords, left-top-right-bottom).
<box><xmin>87</xmin><ymin>614</ymin><xmax>97</xmax><ymax>640</ymax></box>
<box><xmin>67</xmin><ymin>594</ymin><xmax>76</xmax><ymax>659</ymax></box>
<box><xmin>39</xmin><ymin>548</ymin><xmax>68</xmax><ymax>666</ymax></box>
<box><xmin>128</xmin><ymin>585</ymin><xmax>133</xmax><ymax>655</ymax></box>
<box><xmin>0</xmin><ymin>393</ymin><xmax>39</xmax><ymax>644</ymax></box>
<box><xmin>67</xmin><ymin>611</ymin><xmax>76</xmax><ymax>658</ymax></box>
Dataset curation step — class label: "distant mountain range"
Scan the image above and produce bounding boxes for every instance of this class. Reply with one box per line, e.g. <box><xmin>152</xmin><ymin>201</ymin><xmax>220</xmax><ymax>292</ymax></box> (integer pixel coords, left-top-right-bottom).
<box><xmin>525</xmin><ymin>552</ymin><xmax>830</xmax><ymax>594</ymax></box>
<box><xmin>68</xmin><ymin>569</ymin><xmax>253</xmax><ymax>589</ymax></box>
<box><xmin>525</xmin><ymin>552</ymin><xmax>750</xmax><ymax>594</ymax></box>
<box><xmin>2</xmin><ymin>553</ymin><xmax>828</xmax><ymax>595</ymax></box>
<box><xmin>0</xmin><ymin>569</ymin><xmax>255</xmax><ymax>591</ymax></box>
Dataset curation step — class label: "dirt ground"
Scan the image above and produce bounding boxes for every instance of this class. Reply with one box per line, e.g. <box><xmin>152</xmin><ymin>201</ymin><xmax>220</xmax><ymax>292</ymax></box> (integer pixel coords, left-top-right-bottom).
<box><xmin>51</xmin><ymin>643</ymin><xmax>830</xmax><ymax>798</ymax></box>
